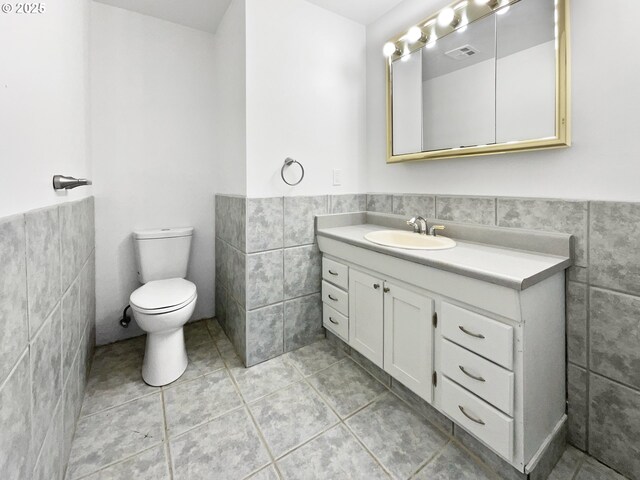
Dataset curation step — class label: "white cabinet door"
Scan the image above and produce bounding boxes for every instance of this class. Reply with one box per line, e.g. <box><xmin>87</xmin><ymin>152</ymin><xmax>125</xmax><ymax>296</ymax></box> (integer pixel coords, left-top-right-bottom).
<box><xmin>384</xmin><ymin>281</ymin><xmax>434</xmax><ymax>402</ymax></box>
<box><xmin>349</xmin><ymin>269</ymin><xmax>384</xmax><ymax>368</ymax></box>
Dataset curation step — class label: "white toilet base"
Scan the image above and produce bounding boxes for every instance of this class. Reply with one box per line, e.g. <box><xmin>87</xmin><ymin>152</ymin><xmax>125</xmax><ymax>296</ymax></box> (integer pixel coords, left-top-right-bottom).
<box><xmin>142</xmin><ymin>327</ymin><xmax>188</xmax><ymax>386</ymax></box>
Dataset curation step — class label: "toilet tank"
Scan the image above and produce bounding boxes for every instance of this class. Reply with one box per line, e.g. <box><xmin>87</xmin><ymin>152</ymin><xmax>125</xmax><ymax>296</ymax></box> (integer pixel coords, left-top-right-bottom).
<box><xmin>133</xmin><ymin>227</ymin><xmax>194</xmax><ymax>283</ymax></box>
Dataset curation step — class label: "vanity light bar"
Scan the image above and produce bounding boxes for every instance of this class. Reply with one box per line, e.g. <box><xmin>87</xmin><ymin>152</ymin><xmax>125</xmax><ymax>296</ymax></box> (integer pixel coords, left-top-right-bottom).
<box><xmin>382</xmin><ymin>0</ymin><xmax>519</xmax><ymax>59</ymax></box>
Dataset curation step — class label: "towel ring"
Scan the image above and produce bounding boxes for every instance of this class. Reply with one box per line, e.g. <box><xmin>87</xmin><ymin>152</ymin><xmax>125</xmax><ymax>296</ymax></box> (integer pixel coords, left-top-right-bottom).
<box><xmin>281</xmin><ymin>157</ymin><xmax>305</xmax><ymax>186</ymax></box>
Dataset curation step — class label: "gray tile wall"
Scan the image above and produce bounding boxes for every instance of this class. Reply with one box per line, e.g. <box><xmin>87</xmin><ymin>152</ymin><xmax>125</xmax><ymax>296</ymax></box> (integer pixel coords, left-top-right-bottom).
<box><xmin>0</xmin><ymin>197</ymin><xmax>96</xmax><ymax>480</ymax></box>
<box><xmin>215</xmin><ymin>194</ymin><xmax>366</xmax><ymax>368</ymax></box>
<box><xmin>365</xmin><ymin>194</ymin><xmax>640</xmax><ymax>479</ymax></box>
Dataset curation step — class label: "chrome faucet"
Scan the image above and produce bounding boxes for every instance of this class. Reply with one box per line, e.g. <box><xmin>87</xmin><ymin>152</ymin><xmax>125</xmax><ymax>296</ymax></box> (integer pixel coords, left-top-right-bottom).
<box><xmin>407</xmin><ymin>216</ymin><xmax>428</xmax><ymax>235</ymax></box>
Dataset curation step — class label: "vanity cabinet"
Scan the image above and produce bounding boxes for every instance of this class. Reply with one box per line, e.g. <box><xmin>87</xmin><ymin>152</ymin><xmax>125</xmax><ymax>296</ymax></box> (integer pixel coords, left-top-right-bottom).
<box><xmin>348</xmin><ymin>269</ymin><xmax>384</xmax><ymax>367</ymax></box>
<box><xmin>318</xmin><ymin>242</ymin><xmax>566</xmax><ymax>474</ymax></box>
<box><xmin>383</xmin><ymin>281</ymin><xmax>433</xmax><ymax>402</ymax></box>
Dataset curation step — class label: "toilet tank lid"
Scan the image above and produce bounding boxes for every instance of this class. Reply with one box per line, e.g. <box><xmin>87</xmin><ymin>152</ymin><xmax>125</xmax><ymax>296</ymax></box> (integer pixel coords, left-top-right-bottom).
<box><xmin>134</xmin><ymin>227</ymin><xmax>194</xmax><ymax>240</ymax></box>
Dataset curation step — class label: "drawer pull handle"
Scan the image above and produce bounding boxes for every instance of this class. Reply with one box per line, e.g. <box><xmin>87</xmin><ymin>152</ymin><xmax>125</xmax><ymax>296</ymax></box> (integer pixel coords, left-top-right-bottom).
<box><xmin>459</xmin><ymin>366</ymin><xmax>486</xmax><ymax>382</ymax></box>
<box><xmin>328</xmin><ymin>294</ymin><xmax>338</xmax><ymax>301</ymax></box>
<box><xmin>458</xmin><ymin>326</ymin><xmax>485</xmax><ymax>339</ymax></box>
<box><xmin>329</xmin><ymin>317</ymin><xmax>339</xmax><ymax>325</ymax></box>
<box><xmin>373</xmin><ymin>283</ymin><xmax>380</xmax><ymax>289</ymax></box>
<box><xmin>328</xmin><ymin>270</ymin><xmax>339</xmax><ymax>276</ymax></box>
<box><xmin>459</xmin><ymin>406</ymin><xmax>485</xmax><ymax>425</ymax></box>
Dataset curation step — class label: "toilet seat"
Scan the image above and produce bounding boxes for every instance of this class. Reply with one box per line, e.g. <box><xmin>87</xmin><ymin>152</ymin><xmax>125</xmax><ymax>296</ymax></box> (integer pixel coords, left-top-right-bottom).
<box><xmin>130</xmin><ymin>278</ymin><xmax>197</xmax><ymax>315</ymax></box>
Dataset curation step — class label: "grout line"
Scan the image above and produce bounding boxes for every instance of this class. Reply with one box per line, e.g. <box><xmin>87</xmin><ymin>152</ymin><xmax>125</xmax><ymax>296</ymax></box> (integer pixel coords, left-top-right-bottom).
<box><xmin>160</xmin><ymin>390</ymin><xmax>173</xmax><ymax>479</ymax></box>
<box><xmin>408</xmin><ymin>440</ymin><xmax>452</xmax><ymax>479</ymax></box>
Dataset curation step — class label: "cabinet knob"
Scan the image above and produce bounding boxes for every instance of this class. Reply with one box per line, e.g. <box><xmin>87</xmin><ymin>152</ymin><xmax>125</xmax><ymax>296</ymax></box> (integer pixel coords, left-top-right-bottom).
<box><xmin>383</xmin><ymin>287</ymin><xmax>390</xmax><ymax>293</ymax></box>
<box><xmin>373</xmin><ymin>283</ymin><xmax>380</xmax><ymax>289</ymax></box>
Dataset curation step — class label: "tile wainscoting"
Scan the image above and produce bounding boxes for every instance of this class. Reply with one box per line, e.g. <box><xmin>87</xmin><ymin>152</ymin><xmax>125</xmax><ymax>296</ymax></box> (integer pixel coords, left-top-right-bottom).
<box><xmin>215</xmin><ymin>194</ymin><xmax>367</xmax><ymax>367</ymax></box>
<box><xmin>0</xmin><ymin>197</ymin><xmax>96</xmax><ymax>479</ymax></box>
<box><xmin>215</xmin><ymin>192</ymin><xmax>638</xmax><ymax>478</ymax></box>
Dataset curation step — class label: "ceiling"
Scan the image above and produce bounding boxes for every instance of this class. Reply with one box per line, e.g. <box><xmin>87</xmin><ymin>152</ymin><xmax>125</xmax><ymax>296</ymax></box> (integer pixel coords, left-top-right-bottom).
<box><xmin>304</xmin><ymin>0</ymin><xmax>406</xmax><ymax>25</ymax></box>
<box><xmin>94</xmin><ymin>0</ymin><xmax>406</xmax><ymax>33</ymax></box>
<box><xmin>94</xmin><ymin>0</ymin><xmax>233</xmax><ymax>34</ymax></box>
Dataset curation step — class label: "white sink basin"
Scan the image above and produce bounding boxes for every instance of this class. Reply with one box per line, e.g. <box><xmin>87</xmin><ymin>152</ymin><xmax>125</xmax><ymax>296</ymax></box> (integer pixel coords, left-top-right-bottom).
<box><xmin>364</xmin><ymin>230</ymin><xmax>456</xmax><ymax>250</ymax></box>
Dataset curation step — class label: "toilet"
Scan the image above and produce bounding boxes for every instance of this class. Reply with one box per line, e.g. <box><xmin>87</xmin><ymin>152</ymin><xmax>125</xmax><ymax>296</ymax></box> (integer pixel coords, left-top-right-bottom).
<box><xmin>129</xmin><ymin>227</ymin><xmax>197</xmax><ymax>386</ymax></box>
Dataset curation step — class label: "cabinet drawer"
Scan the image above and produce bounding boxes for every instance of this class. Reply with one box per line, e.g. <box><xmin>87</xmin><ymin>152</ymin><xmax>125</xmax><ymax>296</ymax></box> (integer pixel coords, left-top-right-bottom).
<box><xmin>322</xmin><ymin>280</ymin><xmax>348</xmax><ymax>316</ymax></box>
<box><xmin>441</xmin><ymin>302</ymin><xmax>514</xmax><ymax>370</ymax></box>
<box><xmin>441</xmin><ymin>339</ymin><xmax>514</xmax><ymax>415</ymax></box>
<box><xmin>322</xmin><ymin>257</ymin><xmax>348</xmax><ymax>290</ymax></box>
<box><xmin>323</xmin><ymin>305</ymin><xmax>348</xmax><ymax>342</ymax></box>
<box><xmin>441</xmin><ymin>377</ymin><xmax>514</xmax><ymax>460</ymax></box>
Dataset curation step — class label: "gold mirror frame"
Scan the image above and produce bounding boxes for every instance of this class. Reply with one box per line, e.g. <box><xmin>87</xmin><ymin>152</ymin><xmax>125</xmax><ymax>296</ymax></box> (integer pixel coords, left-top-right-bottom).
<box><xmin>385</xmin><ymin>0</ymin><xmax>571</xmax><ymax>163</ymax></box>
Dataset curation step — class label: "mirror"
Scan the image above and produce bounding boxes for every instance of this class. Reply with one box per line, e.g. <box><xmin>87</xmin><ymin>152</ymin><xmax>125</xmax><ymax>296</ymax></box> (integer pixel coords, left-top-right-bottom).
<box><xmin>386</xmin><ymin>0</ymin><xmax>570</xmax><ymax>163</ymax></box>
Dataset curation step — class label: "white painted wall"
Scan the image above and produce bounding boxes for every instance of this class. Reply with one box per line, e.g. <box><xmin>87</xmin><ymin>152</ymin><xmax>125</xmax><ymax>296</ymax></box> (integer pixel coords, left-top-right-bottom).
<box><xmin>213</xmin><ymin>0</ymin><xmax>247</xmax><ymax>196</ymax></box>
<box><xmin>366</xmin><ymin>0</ymin><xmax>640</xmax><ymax>202</ymax></box>
<box><xmin>91</xmin><ymin>2</ymin><xmax>217</xmax><ymax>344</ymax></box>
<box><xmin>0</xmin><ymin>0</ymin><xmax>91</xmax><ymax>218</ymax></box>
<box><xmin>245</xmin><ymin>0</ymin><xmax>367</xmax><ymax>197</ymax></box>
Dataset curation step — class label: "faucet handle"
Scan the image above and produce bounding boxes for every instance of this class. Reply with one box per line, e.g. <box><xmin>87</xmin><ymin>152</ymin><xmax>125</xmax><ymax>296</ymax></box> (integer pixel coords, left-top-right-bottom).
<box><xmin>429</xmin><ymin>225</ymin><xmax>445</xmax><ymax>236</ymax></box>
<box><xmin>407</xmin><ymin>217</ymin><xmax>419</xmax><ymax>233</ymax></box>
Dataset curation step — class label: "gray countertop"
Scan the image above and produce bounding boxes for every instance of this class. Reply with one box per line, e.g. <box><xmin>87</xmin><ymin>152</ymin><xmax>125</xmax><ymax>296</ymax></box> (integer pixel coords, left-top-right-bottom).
<box><xmin>316</xmin><ymin>215</ymin><xmax>572</xmax><ymax>290</ymax></box>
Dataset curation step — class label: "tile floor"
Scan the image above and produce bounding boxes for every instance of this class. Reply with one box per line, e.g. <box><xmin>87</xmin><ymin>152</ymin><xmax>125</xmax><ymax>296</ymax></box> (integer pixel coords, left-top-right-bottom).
<box><xmin>65</xmin><ymin>320</ymin><xmax>629</xmax><ymax>480</ymax></box>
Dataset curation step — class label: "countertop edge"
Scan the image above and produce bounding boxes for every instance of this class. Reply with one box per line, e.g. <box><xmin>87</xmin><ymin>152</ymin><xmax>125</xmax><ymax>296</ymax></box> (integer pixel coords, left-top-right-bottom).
<box><xmin>316</xmin><ymin>228</ymin><xmax>571</xmax><ymax>291</ymax></box>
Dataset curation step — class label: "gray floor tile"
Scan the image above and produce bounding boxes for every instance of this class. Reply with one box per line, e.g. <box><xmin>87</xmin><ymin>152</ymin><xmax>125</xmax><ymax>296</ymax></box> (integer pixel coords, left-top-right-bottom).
<box><xmin>575</xmin><ymin>457</ymin><xmax>628</xmax><ymax>480</ymax></box>
<box><xmin>82</xmin><ymin>445</ymin><xmax>170</xmax><ymax>480</ymax></box>
<box><xmin>247</xmin><ymin>465</ymin><xmax>279</xmax><ymax>480</ymax></box>
<box><xmin>81</xmin><ymin>339</ymin><xmax>157</xmax><ymax>417</ymax></box>
<box><xmin>346</xmin><ymin>391</ymin><xmax>448</xmax><ymax>479</ymax></box>
<box><xmin>164</xmin><ymin>370</ymin><xmax>242</xmax><ymax>437</ymax></box>
<box><xmin>171</xmin><ymin>408</ymin><xmax>270</xmax><ymax>480</ymax></box>
<box><xmin>413</xmin><ymin>442</ymin><xmax>492</xmax><ymax>480</ymax></box>
<box><xmin>66</xmin><ymin>394</ymin><xmax>165</xmax><ymax>479</ymax></box>
<box><xmin>308</xmin><ymin>358</ymin><xmax>386</xmax><ymax>418</ymax></box>
<box><xmin>284</xmin><ymin>340</ymin><xmax>346</xmax><ymax>377</ymax></box>
<box><xmin>184</xmin><ymin>320</ymin><xmax>213</xmax><ymax>349</ymax></box>
<box><xmin>249</xmin><ymin>381</ymin><xmax>339</xmax><ymax>457</ymax></box>
<box><xmin>547</xmin><ymin>446</ymin><xmax>585</xmax><ymax>480</ymax></box>
<box><xmin>278</xmin><ymin>424</ymin><xmax>389</xmax><ymax>479</ymax></box>
<box><xmin>230</xmin><ymin>356</ymin><xmax>301</xmax><ymax>403</ymax></box>
<box><xmin>390</xmin><ymin>379</ymin><xmax>453</xmax><ymax>435</ymax></box>
<box><xmin>176</xmin><ymin>339</ymin><xmax>225</xmax><ymax>384</ymax></box>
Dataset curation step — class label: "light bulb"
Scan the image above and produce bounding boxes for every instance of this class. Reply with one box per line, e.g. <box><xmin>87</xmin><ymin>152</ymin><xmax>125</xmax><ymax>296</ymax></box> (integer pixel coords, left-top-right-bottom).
<box><xmin>382</xmin><ymin>42</ymin><xmax>398</xmax><ymax>57</ymax></box>
<box><xmin>474</xmin><ymin>0</ymin><xmax>489</xmax><ymax>4</ymax></box>
<box><xmin>406</xmin><ymin>26</ymin><xmax>424</xmax><ymax>43</ymax></box>
<box><xmin>437</xmin><ymin>7</ymin><xmax>455</xmax><ymax>27</ymax></box>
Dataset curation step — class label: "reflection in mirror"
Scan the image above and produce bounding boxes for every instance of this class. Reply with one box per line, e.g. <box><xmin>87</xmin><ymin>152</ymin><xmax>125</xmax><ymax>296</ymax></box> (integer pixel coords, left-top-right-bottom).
<box><xmin>421</xmin><ymin>14</ymin><xmax>496</xmax><ymax>152</ymax></box>
<box><xmin>392</xmin><ymin>50</ymin><xmax>423</xmax><ymax>155</ymax></box>
<box><xmin>496</xmin><ymin>0</ymin><xmax>556</xmax><ymax>143</ymax></box>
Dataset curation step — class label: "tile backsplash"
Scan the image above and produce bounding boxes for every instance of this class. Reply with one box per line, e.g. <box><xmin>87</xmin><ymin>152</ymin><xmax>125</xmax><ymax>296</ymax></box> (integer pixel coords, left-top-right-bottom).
<box><xmin>0</xmin><ymin>197</ymin><xmax>95</xmax><ymax>479</ymax></box>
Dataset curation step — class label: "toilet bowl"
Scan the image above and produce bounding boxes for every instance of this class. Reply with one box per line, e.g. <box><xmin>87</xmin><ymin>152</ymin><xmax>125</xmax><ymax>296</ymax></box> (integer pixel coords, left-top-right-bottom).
<box><xmin>130</xmin><ymin>277</ymin><xmax>197</xmax><ymax>386</ymax></box>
